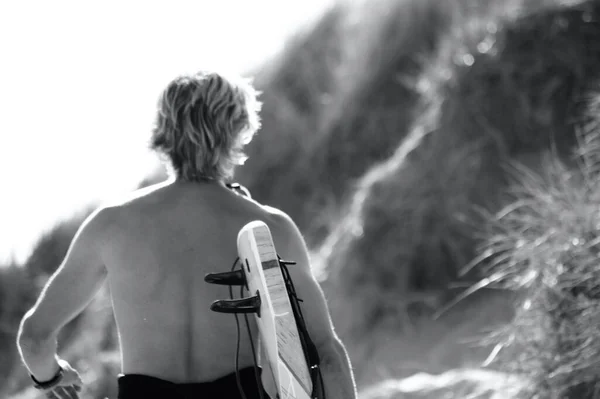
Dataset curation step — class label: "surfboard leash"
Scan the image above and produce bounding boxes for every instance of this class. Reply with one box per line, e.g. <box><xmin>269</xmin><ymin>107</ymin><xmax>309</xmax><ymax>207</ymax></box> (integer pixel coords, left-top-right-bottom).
<box><xmin>278</xmin><ymin>256</ymin><xmax>326</xmax><ymax>399</ymax></box>
<box><xmin>209</xmin><ymin>253</ymin><xmax>326</xmax><ymax>399</ymax></box>
<box><xmin>228</xmin><ymin>256</ymin><xmax>265</xmax><ymax>399</ymax></box>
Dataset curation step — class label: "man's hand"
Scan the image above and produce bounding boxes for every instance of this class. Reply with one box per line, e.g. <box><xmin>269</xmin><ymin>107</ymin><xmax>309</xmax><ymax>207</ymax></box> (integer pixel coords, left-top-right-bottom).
<box><xmin>39</xmin><ymin>359</ymin><xmax>83</xmax><ymax>399</ymax></box>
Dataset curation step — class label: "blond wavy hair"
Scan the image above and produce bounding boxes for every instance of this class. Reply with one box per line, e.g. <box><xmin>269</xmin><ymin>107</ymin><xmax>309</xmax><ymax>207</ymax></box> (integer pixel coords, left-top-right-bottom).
<box><xmin>150</xmin><ymin>71</ymin><xmax>262</xmax><ymax>182</ymax></box>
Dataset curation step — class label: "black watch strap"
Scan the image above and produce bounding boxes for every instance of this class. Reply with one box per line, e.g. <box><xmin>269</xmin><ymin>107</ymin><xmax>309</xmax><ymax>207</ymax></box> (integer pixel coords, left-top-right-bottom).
<box><xmin>31</xmin><ymin>366</ymin><xmax>64</xmax><ymax>390</ymax></box>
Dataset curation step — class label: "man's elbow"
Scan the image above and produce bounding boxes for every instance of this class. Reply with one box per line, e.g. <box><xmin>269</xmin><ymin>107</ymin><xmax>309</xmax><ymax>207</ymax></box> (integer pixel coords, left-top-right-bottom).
<box><xmin>17</xmin><ymin>315</ymin><xmax>55</xmax><ymax>349</ymax></box>
<box><xmin>317</xmin><ymin>336</ymin><xmax>348</xmax><ymax>366</ymax></box>
<box><xmin>317</xmin><ymin>336</ymin><xmax>357</xmax><ymax>398</ymax></box>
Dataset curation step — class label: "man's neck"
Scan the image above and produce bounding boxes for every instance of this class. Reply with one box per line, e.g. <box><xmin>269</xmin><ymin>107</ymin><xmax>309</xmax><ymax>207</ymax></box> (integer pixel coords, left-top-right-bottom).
<box><xmin>172</xmin><ymin>177</ymin><xmax>228</xmax><ymax>188</ymax></box>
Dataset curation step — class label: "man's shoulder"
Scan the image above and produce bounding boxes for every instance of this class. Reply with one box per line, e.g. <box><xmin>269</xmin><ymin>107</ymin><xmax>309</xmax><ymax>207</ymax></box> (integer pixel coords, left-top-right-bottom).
<box><xmin>259</xmin><ymin>205</ymin><xmax>301</xmax><ymax>242</ymax></box>
<box><xmin>92</xmin><ymin>181</ymin><xmax>172</xmax><ymax>226</ymax></box>
<box><xmin>106</xmin><ymin>180</ymin><xmax>171</xmax><ymax>208</ymax></box>
<box><xmin>261</xmin><ymin>205</ymin><xmax>291</xmax><ymax>224</ymax></box>
<box><xmin>69</xmin><ymin>205</ymin><xmax>118</xmax><ymax>251</ymax></box>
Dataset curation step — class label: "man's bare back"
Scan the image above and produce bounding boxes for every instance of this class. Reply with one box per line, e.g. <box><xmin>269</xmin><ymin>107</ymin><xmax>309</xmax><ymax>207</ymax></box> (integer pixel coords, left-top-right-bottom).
<box><xmin>104</xmin><ymin>180</ymin><xmax>281</xmax><ymax>382</ymax></box>
<box><xmin>17</xmin><ymin>71</ymin><xmax>356</xmax><ymax>399</ymax></box>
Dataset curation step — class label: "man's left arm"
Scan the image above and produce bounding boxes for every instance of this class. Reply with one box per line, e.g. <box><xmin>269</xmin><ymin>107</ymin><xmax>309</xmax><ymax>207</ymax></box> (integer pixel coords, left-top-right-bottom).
<box><xmin>273</xmin><ymin>211</ymin><xmax>358</xmax><ymax>399</ymax></box>
<box><xmin>17</xmin><ymin>208</ymin><xmax>109</xmax><ymax>381</ymax></box>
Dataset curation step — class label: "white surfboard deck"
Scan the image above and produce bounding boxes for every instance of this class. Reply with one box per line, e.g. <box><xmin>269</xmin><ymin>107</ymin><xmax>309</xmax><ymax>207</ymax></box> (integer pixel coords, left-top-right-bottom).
<box><xmin>237</xmin><ymin>220</ymin><xmax>312</xmax><ymax>399</ymax></box>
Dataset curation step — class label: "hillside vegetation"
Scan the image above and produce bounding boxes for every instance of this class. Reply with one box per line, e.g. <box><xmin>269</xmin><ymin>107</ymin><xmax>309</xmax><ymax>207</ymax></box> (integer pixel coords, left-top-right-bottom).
<box><xmin>3</xmin><ymin>0</ymin><xmax>600</xmax><ymax>398</ymax></box>
<box><xmin>318</xmin><ymin>0</ymin><xmax>600</xmax><ymax>367</ymax></box>
<box><xmin>477</xmin><ymin>93</ymin><xmax>600</xmax><ymax>398</ymax></box>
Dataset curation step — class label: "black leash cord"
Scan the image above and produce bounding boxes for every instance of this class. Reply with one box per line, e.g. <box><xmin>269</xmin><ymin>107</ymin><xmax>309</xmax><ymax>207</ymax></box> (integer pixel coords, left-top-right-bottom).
<box><xmin>241</xmin><ymin>286</ymin><xmax>265</xmax><ymax>399</ymax></box>
<box><xmin>280</xmin><ymin>260</ymin><xmax>327</xmax><ymax>399</ymax></box>
<box><xmin>230</xmin><ymin>257</ymin><xmax>265</xmax><ymax>399</ymax></box>
<box><xmin>229</xmin><ymin>257</ymin><xmax>248</xmax><ymax>399</ymax></box>
<box><xmin>229</xmin><ymin>255</ymin><xmax>326</xmax><ymax>399</ymax></box>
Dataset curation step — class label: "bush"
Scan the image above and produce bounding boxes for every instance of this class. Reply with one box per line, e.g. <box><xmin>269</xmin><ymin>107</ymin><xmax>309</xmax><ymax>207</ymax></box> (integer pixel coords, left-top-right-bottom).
<box><xmin>477</xmin><ymin>91</ymin><xmax>600</xmax><ymax>398</ymax></box>
<box><xmin>237</xmin><ymin>0</ymin><xmax>465</xmax><ymax>245</ymax></box>
<box><xmin>359</xmin><ymin>368</ymin><xmax>524</xmax><ymax>399</ymax></box>
<box><xmin>317</xmin><ymin>0</ymin><xmax>600</xmax><ymax>348</ymax></box>
<box><xmin>0</xmin><ymin>262</ymin><xmax>37</xmax><ymax>396</ymax></box>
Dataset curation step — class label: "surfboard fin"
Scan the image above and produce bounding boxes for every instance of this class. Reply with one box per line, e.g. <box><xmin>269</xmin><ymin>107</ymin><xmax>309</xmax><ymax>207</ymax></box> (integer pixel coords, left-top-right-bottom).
<box><xmin>210</xmin><ymin>292</ymin><xmax>262</xmax><ymax>317</ymax></box>
<box><xmin>204</xmin><ymin>269</ymin><xmax>247</xmax><ymax>287</ymax></box>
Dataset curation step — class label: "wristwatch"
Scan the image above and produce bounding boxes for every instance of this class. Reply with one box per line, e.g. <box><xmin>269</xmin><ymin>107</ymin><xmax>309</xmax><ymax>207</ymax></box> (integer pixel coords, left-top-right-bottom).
<box><xmin>31</xmin><ymin>366</ymin><xmax>64</xmax><ymax>390</ymax></box>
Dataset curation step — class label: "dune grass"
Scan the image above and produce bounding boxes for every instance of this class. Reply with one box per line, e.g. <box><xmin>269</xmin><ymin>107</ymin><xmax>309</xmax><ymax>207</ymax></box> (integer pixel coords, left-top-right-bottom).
<box><xmin>237</xmin><ymin>0</ymin><xmax>470</xmax><ymax>245</ymax></box>
<box><xmin>360</xmin><ymin>368</ymin><xmax>524</xmax><ymax>399</ymax></box>
<box><xmin>317</xmin><ymin>0</ymin><xmax>600</xmax><ymax>344</ymax></box>
<box><xmin>474</xmin><ymin>91</ymin><xmax>600</xmax><ymax>398</ymax></box>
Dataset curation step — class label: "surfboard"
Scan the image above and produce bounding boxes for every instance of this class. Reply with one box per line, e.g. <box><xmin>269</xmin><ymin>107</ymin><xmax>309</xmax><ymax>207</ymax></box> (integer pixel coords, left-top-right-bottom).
<box><xmin>237</xmin><ymin>221</ymin><xmax>313</xmax><ymax>399</ymax></box>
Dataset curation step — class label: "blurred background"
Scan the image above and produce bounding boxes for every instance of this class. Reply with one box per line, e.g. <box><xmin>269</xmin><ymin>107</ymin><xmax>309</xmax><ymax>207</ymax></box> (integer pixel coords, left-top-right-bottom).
<box><xmin>2</xmin><ymin>0</ymin><xmax>600</xmax><ymax>398</ymax></box>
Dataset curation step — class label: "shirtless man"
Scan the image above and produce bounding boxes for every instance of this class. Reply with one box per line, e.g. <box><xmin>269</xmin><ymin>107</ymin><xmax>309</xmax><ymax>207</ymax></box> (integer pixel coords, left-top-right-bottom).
<box><xmin>16</xmin><ymin>71</ymin><xmax>357</xmax><ymax>399</ymax></box>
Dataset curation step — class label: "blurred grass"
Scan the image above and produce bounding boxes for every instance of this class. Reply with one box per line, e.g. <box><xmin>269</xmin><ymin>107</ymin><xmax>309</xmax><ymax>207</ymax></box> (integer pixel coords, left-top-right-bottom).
<box><xmin>238</xmin><ymin>0</ymin><xmax>462</xmax><ymax>245</ymax></box>
<box><xmin>359</xmin><ymin>368</ymin><xmax>525</xmax><ymax>399</ymax></box>
<box><xmin>473</xmin><ymin>91</ymin><xmax>600</xmax><ymax>398</ymax></box>
<box><xmin>318</xmin><ymin>0</ymin><xmax>600</xmax><ymax>346</ymax></box>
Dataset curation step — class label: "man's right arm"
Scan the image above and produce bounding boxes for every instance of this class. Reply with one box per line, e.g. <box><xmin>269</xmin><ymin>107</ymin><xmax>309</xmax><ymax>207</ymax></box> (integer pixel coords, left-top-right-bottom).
<box><xmin>269</xmin><ymin>208</ymin><xmax>357</xmax><ymax>399</ymax></box>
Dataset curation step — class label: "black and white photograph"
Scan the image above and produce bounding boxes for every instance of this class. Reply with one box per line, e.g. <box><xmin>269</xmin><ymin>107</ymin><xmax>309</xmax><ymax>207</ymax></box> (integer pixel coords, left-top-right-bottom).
<box><xmin>2</xmin><ymin>0</ymin><xmax>600</xmax><ymax>398</ymax></box>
